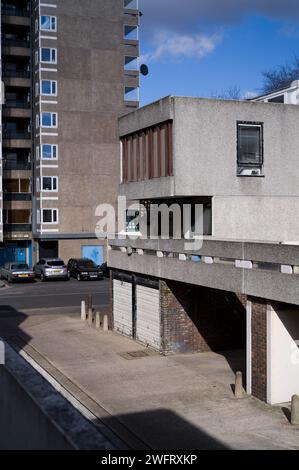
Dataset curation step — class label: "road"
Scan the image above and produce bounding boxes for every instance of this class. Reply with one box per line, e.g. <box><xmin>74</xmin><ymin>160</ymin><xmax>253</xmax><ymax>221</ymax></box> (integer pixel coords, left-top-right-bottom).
<box><xmin>0</xmin><ymin>278</ymin><xmax>110</xmax><ymax>313</ymax></box>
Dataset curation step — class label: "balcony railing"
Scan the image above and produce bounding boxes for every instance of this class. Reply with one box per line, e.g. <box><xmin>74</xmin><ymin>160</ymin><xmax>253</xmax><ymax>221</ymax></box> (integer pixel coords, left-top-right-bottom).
<box><xmin>3</xmin><ymin>193</ymin><xmax>32</xmax><ymax>202</ymax></box>
<box><xmin>2</xmin><ymin>38</ymin><xmax>30</xmax><ymax>48</ymax></box>
<box><xmin>3</xmin><ymin>224</ymin><xmax>32</xmax><ymax>233</ymax></box>
<box><xmin>3</xmin><ymin>161</ymin><xmax>31</xmax><ymax>171</ymax></box>
<box><xmin>3</xmin><ymin>131</ymin><xmax>31</xmax><ymax>140</ymax></box>
<box><xmin>2</xmin><ymin>69</ymin><xmax>30</xmax><ymax>79</ymax></box>
<box><xmin>1</xmin><ymin>6</ymin><xmax>30</xmax><ymax>17</ymax></box>
<box><xmin>4</xmin><ymin>99</ymin><xmax>30</xmax><ymax>109</ymax></box>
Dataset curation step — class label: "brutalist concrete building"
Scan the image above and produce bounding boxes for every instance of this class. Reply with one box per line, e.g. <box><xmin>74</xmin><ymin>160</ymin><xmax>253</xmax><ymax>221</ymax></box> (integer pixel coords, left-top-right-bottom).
<box><xmin>0</xmin><ymin>0</ymin><xmax>140</xmax><ymax>266</ymax></box>
<box><xmin>109</xmin><ymin>95</ymin><xmax>299</xmax><ymax>405</ymax></box>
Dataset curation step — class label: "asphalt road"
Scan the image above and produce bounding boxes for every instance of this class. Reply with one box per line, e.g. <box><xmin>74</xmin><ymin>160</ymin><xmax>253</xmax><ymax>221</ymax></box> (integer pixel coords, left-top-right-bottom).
<box><xmin>0</xmin><ymin>278</ymin><xmax>110</xmax><ymax>313</ymax></box>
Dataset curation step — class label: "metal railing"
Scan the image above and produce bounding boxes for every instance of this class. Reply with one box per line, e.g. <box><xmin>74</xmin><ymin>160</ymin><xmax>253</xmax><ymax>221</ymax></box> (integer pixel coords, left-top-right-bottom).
<box><xmin>3</xmin><ymin>161</ymin><xmax>31</xmax><ymax>171</ymax></box>
<box><xmin>2</xmin><ymin>38</ymin><xmax>30</xmax><ymax>48</ymax></box>
<box><xmin>1</xmin><ymin>6</ymin><xmax>30</xmax><ymax>17</ymax></box>
<box><xmin>4</xmin><ymin>99</ymin><xmax>30</xmax><ymax>109</ymax></box>
<box><xmin>3</xmin><ymin>224</ymin><xmax>32</xmax><ymax>232</ymax></box>
<box><xmin>3</xmin><ymin>193</ymin><xmax>32</xmax><ymax>202</ymax></box>
<box><xmin>2</xmin><ymin>69</ymin><xmax>30</xmax><ymax>79</ymax></box>
<box><xmin>3</xmin><ymin>131</ymin><xmax>31</xmax><ymax>140</ymax></box>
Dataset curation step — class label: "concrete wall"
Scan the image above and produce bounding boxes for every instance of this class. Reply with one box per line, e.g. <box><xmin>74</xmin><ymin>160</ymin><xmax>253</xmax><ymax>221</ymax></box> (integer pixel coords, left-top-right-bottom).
<box><xmin>118</xmin><ymin>96</ymin><xmax>299</xmax><ymax>243</ymax></box>
<box><xmin>267</xmin><ymin>305</ymin><xmax>299</xmax><ymax>404</ymax></box>
<box><xmin>0</xmin><ymin>366</ymin><xmax>72</xmax><ymax>450</ymax></box>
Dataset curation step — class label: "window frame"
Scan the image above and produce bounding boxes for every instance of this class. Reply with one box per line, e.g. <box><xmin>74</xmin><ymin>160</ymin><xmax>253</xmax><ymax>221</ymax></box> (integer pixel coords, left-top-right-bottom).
<box><xmin>41</xmin><ymin>112</ymin><xmax>58</xmax><ymax>128</ymax></box>
<box><xmin>40</xmin><ymin>79</ymin><xmax>57</xmax><ymax>96</ymax></box>
<box><xmin>41</xmin><ymin>208</ymin><xmax>59</xmax><ymax>224</ymax></box>
<box><xmin>40</xmin><ymin>15</ymin><xmax>57</xmax><ymax>32</ymax></box>
<box><xmin>41</xmin><ymin>176</ymin><xmax>58</xmax><ymax>192</ymax></box>
<box><xmin>41</xmin><ymin>144</ymin><xmax>58</xmax><ymax>160</ymax></box>
<box><xmin>40</xmin><ymin>47</ymin><xmax>57</xmax><ymax>64</ymax></box>
<box><xmin>237</xmin><ymin>121</ymin><xmax>264</xmax><ymax>176</ymax></box>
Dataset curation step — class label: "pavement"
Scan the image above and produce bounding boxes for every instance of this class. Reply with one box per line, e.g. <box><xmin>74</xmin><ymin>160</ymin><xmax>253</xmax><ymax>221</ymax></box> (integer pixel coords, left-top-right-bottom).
<box><xmin>0</xmin><ymin>294</ymin><xmax>298</xmax><ymax>450</ymax></box>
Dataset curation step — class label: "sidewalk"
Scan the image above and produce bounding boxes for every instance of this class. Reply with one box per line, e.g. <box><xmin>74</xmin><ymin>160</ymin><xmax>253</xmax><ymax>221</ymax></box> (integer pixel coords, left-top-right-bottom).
<box><xmin>2</xmin><ymin>311</ymin><xmax>299</xmax><ymax>450</ymax></box>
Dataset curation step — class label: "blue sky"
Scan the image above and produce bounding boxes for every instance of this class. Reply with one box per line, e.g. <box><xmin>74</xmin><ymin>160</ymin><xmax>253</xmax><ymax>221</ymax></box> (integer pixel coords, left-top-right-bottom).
<box><xmin>139</xmin><ymin>0</ymin><xmax>299</xmax><ymax>105</ymax></box>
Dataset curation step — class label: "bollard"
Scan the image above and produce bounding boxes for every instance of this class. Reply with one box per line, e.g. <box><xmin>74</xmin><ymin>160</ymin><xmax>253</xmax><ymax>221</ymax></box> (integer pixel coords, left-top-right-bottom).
<box><xmin>103</xmin><ymin>314</ymin><xmax>109</xmax><ymax>332</ymax></box>
<box><xmin>95</xmin><ymin>312</ymin><xmax>101</xmax><ymax>330</ymax></box>
<box><xmin>87</xmin><ymin>294</ymin><xmax>93</xmax><ymax>311</ymax></box>
<box><xmin>81</xmin><ymin>301</ymin><xmax>86</xmax><ymax>321</ymax></box>
<box><xmin>291</xmin><ymin>395</ymin><xmax>299</xmax><ymax>425</ymax></box>
<box><xmin>88</xmin><ymin>308</ymin><xmax>93</xmax><ymax>327</ymax></box>
<box><xmin>234</xmin><ymin>371</ymin><xmax>243</xmax><ymax>399</ymax></box>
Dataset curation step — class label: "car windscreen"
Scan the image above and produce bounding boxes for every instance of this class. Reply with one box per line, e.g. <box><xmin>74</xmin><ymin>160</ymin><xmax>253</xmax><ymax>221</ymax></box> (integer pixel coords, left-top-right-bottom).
<box><xmin>47</xmin><ymin>261</ymin><xmax>65</xmax><ymax>267</ymax></box>
<box><xmin>78</xmin><ymin>260</ymin><xmax>97</xmax><ymax>269</ymax></box>
<box><xmin>11</xmin><ymin>264</ymin><xmax>29</xmax><ymax>270</ymax></box>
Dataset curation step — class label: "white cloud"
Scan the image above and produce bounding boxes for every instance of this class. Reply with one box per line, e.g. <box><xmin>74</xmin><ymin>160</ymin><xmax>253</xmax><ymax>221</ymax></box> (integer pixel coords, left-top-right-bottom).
<box><xmin>141</xmin><ymin>32</ymin><xmax>221</xmax><ymax>63</ymax></box>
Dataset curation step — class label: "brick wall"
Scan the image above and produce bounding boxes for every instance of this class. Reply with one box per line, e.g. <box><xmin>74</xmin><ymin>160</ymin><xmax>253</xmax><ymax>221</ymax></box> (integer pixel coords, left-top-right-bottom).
<box><xmin>160</xmin><ymin>280</ymin><xmax>246</xmax><ymax>355</ymax></box>
<box><xmin>250</xmin><ymin>297</ymin><xmax>268</xmax><ymax>402</ymax></box>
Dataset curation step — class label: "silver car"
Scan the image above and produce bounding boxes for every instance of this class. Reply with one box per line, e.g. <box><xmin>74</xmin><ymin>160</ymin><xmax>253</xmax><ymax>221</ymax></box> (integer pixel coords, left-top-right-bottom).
<box><xmin>0</xmin><ymin>262</ymin><xmax>35</xmax><ymax>283</ymax></box>
<box><xmin>34</xmin><ymin>258</ymin><xmax>69</xmax><ymax>282</ymax></box>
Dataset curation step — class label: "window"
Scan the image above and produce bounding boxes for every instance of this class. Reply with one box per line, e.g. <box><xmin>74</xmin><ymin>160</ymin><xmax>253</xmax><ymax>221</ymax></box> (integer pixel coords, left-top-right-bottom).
<box><xmin>42</xmin><ymin>209</ymin><xmax>58</xmax><ymax>224</ymax></box>
<box><xmin>36</xmin><ymin>146</ymin><xmax>40</xmax><ymax>161</ymax></box>
<box><xmin>124</xmin><ymin>56</ymin><xmax>138</xmax><ymax>71</ymax></box>
<box><xmin>40</xmin><ymin>48</ymin><xmax>57</xmax><ymax>64</ymax></box>
<box><xmin>42</xmin><ymin>177</ymin><xmax>58</xmax><ymax>192</ymax></box>
<box><xmin>237</xmin><ymin>122</ymin><xmax>263</xmax><ymax>176</ymax></box>
<box><xmin>41</xmin><ymin>80</ymin><xmax>57</xmax><ymax>96</ymax></box>
<box><xmin>36</xmin><ymin>114</ymin><xmax>40</xmax><ymax>129</ymax></box>
<box><xmin>41</xmin><ymin>144</ymin><xmax>58</xmax><ymax>160</ymax></box>
<box><xmin>41</xmin><ymin>112</ymin><xmax>57</xmax><ymax>128</ymax></box>
<box><xmin>40</xmin><ymin>15</ymin><xmax>57</xmax><ymax>32</ymax></box>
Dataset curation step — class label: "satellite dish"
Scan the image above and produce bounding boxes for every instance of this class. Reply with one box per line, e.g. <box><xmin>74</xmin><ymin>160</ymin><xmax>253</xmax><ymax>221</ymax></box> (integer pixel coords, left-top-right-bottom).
<box><xmin>140</xmin><ymin>64</ymin><xmax>149</xmax><ymax>76</ymax></box>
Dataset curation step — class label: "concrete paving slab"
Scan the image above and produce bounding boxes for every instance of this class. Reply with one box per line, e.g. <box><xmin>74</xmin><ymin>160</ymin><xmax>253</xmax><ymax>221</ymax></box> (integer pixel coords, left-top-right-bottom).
<box><xmin>2</xmin><ymin>312</ymin><xmax>299</xmax><ymax>450</ymax></box>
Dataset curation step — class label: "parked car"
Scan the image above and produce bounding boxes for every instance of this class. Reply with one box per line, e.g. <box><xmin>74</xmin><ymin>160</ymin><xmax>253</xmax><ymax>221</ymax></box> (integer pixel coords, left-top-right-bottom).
<box><xmin>67</xmin><ymin>258</ymin><xmax>104</xmax><ymax>281</ymax></box>
<box><xmin>0</xmin><ymin>263</ymin><xmax>35</xmax><ymax>283</ymax></box>
<box><xmin>34</xmin><ymin>258</ymin><xmax>69</xmax><ymax>282</ymax></box>
<box><xmin>100</xmin><ymin>262</ymin><xmax>110</xmax><ymax>278</ymax></box>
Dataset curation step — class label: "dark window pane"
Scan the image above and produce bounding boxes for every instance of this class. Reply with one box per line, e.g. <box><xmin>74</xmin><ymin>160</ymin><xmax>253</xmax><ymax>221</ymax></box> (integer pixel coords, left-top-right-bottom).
<box><xmin>238</xmin><ymin>125</ymin><xmax>262</xmax><ymax>164</ymax></box>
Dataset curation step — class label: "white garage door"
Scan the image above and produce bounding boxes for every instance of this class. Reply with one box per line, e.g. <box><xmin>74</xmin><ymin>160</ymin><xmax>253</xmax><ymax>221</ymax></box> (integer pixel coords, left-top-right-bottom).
<box><xmin>136</xmin><ymin>285</ymin><xmax>160</xmax><ymax>350</ymax></box>
<box><xmin>113</xmin><ymin>280</ymin><xmax>132</xmax><ymax>337</ymax></box>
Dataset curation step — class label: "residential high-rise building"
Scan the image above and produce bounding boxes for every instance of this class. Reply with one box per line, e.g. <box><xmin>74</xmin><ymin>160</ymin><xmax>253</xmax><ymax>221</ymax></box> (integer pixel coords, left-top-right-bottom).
<box><xmin>0</xmin><ymin>0</ymin><xmax>140</xmax><ymax>266</ymax></box>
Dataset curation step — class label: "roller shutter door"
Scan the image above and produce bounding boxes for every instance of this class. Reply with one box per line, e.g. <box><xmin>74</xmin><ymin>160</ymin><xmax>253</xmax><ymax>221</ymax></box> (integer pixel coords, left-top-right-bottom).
<box><xmin>113</xmin><ymin>280</ymin><xmax>133</xmax><ymax>337</ymax></box>
<box><xmin>136</xmin><ymin>285</ymin><xmax>160</xmax><ymax>350</ymax></box>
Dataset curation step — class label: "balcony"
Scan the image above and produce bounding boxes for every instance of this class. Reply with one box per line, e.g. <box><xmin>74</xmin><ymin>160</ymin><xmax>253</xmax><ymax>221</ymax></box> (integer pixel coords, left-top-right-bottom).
<box><xmin>2</xmin><ymin>68</ymin><xmax>30</xmax><ymax>79</ymax></box>
<box><xmin>1</xmin><ymin>6</ymin><xmax>29</xmax><ymax>17</ymax></box>
<box><xmin>3</xmin><ymin>193</ymin><xmax>32</xmax><ymax>202</ymax></box>
<box><xmin>4</xmin><ymin>99</ymin><xmax>30</xmax><ymax>109</ymax></box>
<box><xmin>3</xmin><ymin>161</ymin><xmax>31</xmax><ymax>171</ymax></box>
<box><xmin>3</xmin><ymin>131</ymin><xmax>31</xmax><ymax>140</ymax></box>
<box><xmin>2</xmin><ymin>38</ymin><xmax>30</xmax><ymax>48</ymax></box>
<box><xmin>3</xmin><ymin>224</ymin><xmax>32</xmax><ymax>233</ymax></box>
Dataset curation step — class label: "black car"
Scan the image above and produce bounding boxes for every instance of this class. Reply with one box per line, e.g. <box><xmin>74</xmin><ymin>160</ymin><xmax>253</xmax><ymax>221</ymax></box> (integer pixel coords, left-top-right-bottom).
<box><xmin>100</xmin><ymin>262</ymin><xmax>110</xmax><ymax>278</ymax></box>
<box><xmin>67</xmin><ymin>258</ymin><xmax>104</xmax><ymax>281</ymax></box>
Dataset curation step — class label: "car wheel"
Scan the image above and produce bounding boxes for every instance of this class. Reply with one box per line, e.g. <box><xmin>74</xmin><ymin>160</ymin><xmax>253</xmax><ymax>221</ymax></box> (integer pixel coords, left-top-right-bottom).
<box><xmin>76</xmin><ymin>273</ymin><xmax>81</xmax><ymax>281</ymax></box>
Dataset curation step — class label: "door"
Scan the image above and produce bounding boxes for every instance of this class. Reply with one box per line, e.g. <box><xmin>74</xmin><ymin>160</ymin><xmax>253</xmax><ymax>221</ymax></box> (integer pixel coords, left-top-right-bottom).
<box><xmin>81</xmin><ymin>245</ymin><xmax>104</xmax><ymax>266</ymax></box>
<box><xmin>113</xmin><ymin>279</ymin><xmax>133</xmax><ymax>337</ymax></box>
<box><xmin>136</xmin><ymin>284</ymin><xmax>161</xmax><ymax>350</ymax></box>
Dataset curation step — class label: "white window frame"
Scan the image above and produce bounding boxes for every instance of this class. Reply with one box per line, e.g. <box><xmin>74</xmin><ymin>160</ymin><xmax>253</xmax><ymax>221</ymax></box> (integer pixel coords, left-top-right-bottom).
<box><xmin>40</xmin><ymin>48</ymin><xmax>57</xmax><ymax>64</ymax></box>
<box><xmin>42</xmin><ymin>176</ymin><xmax>58</xmax><ymax>192</ymax></box>
<box><xmin>41</xmin><ymin>112</ymin><xmax>58</xmax><ymax>128</ymax></box>
<box><xmin>41</xmin><ymin>144</ymin><xmax>58</xmax><ymax>160</ymax></box>
<box><xmin>40</xmin><ymin>15</ymin><xmax>57</xmax><ymax>32</ymax></box>
<box><xmin>41</xmin><ymin>208</ymin><xmax>59</xmax><ymax>224</ymax></box>
<box><xmin>40</xmin><ymin>79</ymin><xmax>57</xmax><ymax>96</ymax></box>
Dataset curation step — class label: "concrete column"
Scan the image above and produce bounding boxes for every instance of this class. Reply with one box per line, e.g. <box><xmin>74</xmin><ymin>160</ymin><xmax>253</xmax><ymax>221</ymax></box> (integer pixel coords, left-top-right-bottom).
<box><xmin>81</xmin><ymin>301</ymin><xmax>86</xmax><ymax>321</ymax></box>
<box><xmin>95</xmin><ymin>312</ymin><xmax>101</xmax><ymax>329</ymax></box>
<box><xmin>103</xmin><ymin>314</ymin><xmax>109</xmax><ymax>332</ymax></box>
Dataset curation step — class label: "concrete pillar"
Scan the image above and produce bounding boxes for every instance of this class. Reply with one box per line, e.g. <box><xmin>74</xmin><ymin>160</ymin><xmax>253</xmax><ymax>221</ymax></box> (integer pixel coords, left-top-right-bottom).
<box><xmin>235</xmin><ymin>371</ymin><xmax>243</xmax><ymax>398</ymax></box>
<box><xmin>291</xmin><ymin>395</ymin><xmax>299</xmax><ymax>425</ymax></box>
<box><xmin>103</xmin><ymin>314</ymin><xmax>109</xmax><ymax>332</ymax></box>
<box><xmin>95</xmin><ymin>312</ymin><xmax>101</xmax><ymax>330</ymax></box>
<box><xmin>88</xmin><ymin>309</ymin><xmax>93</xmax><ymax>327</ymax></box>
<box><xmin>81</xmin><ymin>301</ymin><xmax>86</xmax><ymax>321</ymax></box>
